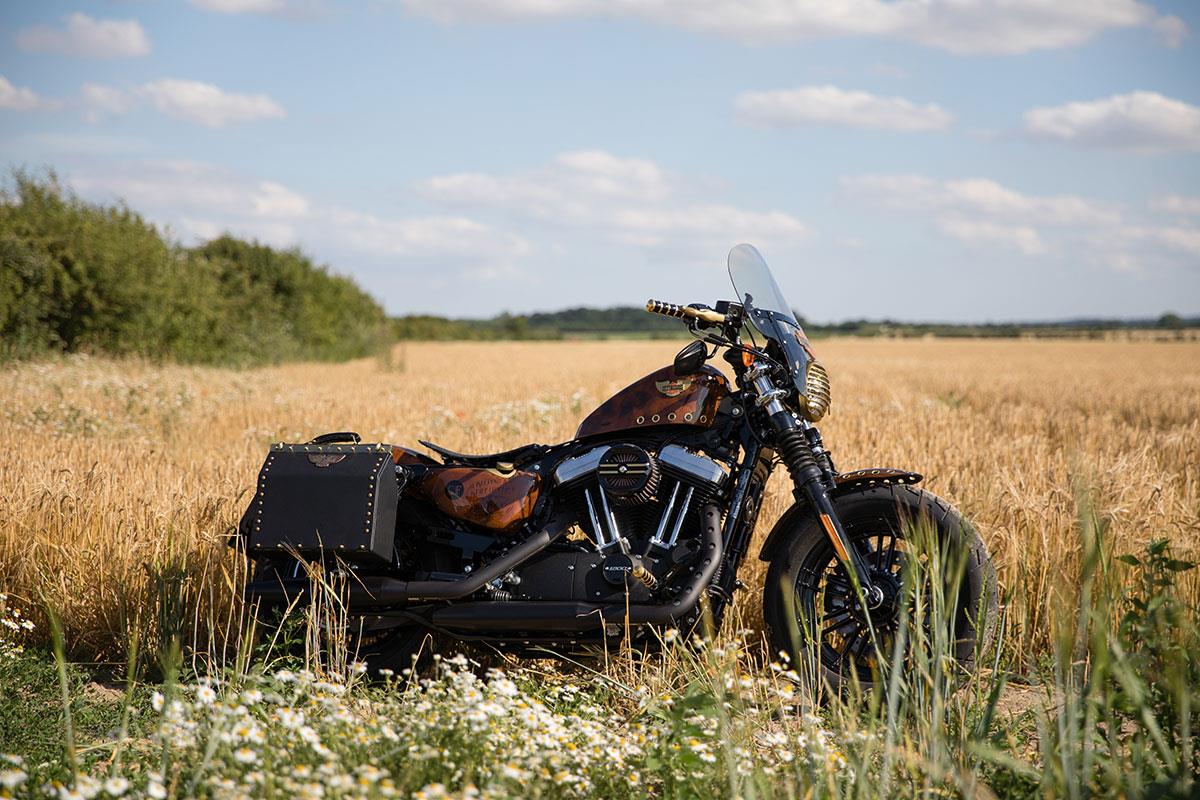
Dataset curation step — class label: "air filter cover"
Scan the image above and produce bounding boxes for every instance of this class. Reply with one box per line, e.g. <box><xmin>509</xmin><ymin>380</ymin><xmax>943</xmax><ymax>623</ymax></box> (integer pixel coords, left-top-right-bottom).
<box><xmin>596</xmin><ymin>443</ymin><xmax>659</xmax><ymax>505</ymax></box>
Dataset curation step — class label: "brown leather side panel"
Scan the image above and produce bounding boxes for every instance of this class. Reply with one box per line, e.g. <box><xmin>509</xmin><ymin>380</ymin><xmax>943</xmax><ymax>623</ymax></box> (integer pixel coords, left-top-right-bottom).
<box><xmin>576</xmin><ymin>364</ymin><xmax>729</xmax><ymax>438</ymax></box>
<box><xmin>419</xmin><ymin>467</ymin><xmax>540</xmax><ymax>533</ymax></box>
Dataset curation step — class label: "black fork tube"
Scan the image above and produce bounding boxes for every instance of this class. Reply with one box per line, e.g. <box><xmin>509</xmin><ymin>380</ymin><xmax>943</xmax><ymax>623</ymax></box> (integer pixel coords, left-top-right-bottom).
<box><xmin>749</xmin><ymin>369</ymin><xmax>880</xmax><ymax>605</ymax></box>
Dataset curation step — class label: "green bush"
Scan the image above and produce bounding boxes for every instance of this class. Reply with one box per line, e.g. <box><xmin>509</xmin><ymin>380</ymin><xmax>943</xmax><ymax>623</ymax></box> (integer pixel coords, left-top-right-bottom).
<box><xmin>0</xmin><ymin>171</ymin><xmax>388</xmax><ymax>366</ymax></box>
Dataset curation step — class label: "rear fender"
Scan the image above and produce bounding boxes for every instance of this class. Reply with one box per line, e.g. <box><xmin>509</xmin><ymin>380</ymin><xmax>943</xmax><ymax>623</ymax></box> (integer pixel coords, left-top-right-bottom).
<box><xmin>756</xmin><ymin>468</ymin><xmax>922</xmax><ymax>562</ymax></box>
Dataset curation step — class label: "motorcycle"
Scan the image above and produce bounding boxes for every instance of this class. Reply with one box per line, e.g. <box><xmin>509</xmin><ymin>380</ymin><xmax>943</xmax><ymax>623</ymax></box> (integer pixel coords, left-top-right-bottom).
<box><xmin>237</xmin><ymin>243</ymin><xmax>998</xmax><ymax>690</ymax></box>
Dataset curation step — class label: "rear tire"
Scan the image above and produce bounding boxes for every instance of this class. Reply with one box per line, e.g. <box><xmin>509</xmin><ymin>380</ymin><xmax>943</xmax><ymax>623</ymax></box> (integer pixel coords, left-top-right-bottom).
<box><xmin>762</xmin><ymin>485</ymin><xmax>997</xmax><ymax>695</ymax></box>
<box><xmin>248</xmin><ymin>559</ymin><xmax>434</xmax><ymax>677</ymax></box>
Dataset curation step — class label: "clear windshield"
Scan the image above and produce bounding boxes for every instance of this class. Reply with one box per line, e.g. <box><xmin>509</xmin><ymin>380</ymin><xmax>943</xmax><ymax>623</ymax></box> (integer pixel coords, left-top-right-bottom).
<box><xmin>727</xmin><ymin>243</ymin><xmax>813</xmax><ymax>396</ymax></box>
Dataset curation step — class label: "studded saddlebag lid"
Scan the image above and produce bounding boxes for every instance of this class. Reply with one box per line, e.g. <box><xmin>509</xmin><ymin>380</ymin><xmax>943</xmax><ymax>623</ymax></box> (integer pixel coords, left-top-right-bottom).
<box><xmin>246</xmin><ymin>443</ymin><xmax>399</xmax><ymax>565</ymax></box>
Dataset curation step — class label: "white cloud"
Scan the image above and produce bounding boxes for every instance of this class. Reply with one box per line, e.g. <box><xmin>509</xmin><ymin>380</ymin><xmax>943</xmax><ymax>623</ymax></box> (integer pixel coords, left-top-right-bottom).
<box><xmin>138</xmin><ymin>79</ymin><xmax>286</xmax><ymax>127</ymax></box>
<box><xmin>402</xmin><ymin>0</ymin><xmax>1185</xmax><ymax>55</ymax></box>
<box><xmin>191</xmin><ymin>0</ymin><xmax>287</xmax><ymax>11</ymax></box>
<box><xmin>843</xmin><ymin>174</ymin><xmax>1118</xmax><ymax>225</ymax></box>
<box><xmin>553</xmin><ymin>150</ymin><xmax>669</xmax><ymax>201</ymax></box>
<box><xmin>844</xmin><ymin>172</ymin><xmax>1198</xmax><ymax>271</ymax></box>
<box><xmin>67</xmin><ymin>160</ymin><xmax>530</xmax><ymax>269</ymax></box>
<box><xmin>252</xmin><ymin>182</ymin><xmax>310</xmax><ymax>218</ymax></box>
<box><xmin>421</xmin><ymin>149</ymin><xmax>811</xmax><ymax>253</ymax></box>
<box><xmin>937</xmin><ymin>217</ymin><xmax>1046</xmax><ymax>255</ymax></box>
<box><xmin>1115</xmin><ymin>225</ymin><xmax>1200</xmax><ymax>257</ymax></box>
<box><xmin>1024</xmin><ymin>91</ymin><xmax>1200</xmax><ymax>152</ymax></box>
<box><xmin>71</xmin><ymin>160</ymin><xmax>258</xmax><ymax>220</ymax></box>
<box><xmin>17</xmin><ymin>13</ymin><xmax>150</xmax><ymax>59</ymax></box>
<box><xmin>1085</xmin><ymin>224</ymin><xmax>1200</xmax><ymax>271</ymax></box>
<box><xmin>1153</xmin><ymin>195</ymin><xmax>1200</xmax><ymax>216</ymax></box>
<box><xmin>189</xmin><ymin>0</ymin><xmax>322</xmax><ymax>16</ymax></box>
<box><xmin>328</xmin><ymin>209</ymin><xmax>532</xmax><ymax>260</ymax></box>
<box><xmin>735</xmin><ymin>85</ymin><xmax>953</xmax><ymax>132</ymax></box>
<box><xmin>80</xmin><ymin>83</ymin><xmax>133</xmax><ymax>122</ymax></box>
<box><xmin>424</xmin><ymin>150</ymin><xmax>670</xmax><ymax>216</ymax></box>
<box><xmin>0</xmin><ymin>76</ymin><xmax>56</xmax><ymax>112</ymax></box>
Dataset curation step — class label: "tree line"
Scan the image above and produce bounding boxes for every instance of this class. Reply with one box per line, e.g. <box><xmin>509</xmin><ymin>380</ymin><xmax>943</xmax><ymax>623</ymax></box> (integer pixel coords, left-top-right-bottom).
<box><xmin>392</xmin><ymin>309</ymin><xmax>1199</xmax><ymax>341</ymax></box>
<box><xmin>0</xmin><ymin>172</ymin><xmax>388</xmax><ymax>366</ymax></box>
<box><xmin>3</xmin><ymin>171</ymin><xmax>1192</xmax><ymax>362</ymax></box>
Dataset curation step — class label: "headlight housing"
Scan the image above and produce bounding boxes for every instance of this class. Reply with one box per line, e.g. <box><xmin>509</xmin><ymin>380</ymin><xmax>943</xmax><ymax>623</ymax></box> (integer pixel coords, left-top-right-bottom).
<box><xmin>801</xmin><ymin>360</ymin><xmax>831</xmax><ymax>421</ymax></box>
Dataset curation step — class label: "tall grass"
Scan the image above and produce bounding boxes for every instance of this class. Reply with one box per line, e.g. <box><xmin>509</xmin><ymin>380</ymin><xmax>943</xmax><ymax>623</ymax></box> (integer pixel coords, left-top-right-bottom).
<box><xmin>1</xmin><ymin>341</ymin><xmax>1196</xmax><ymax>669</ymax></box>
<box><xmin>0</xmin><ymin>340</ymin><xmax>1197</xmax><ymax>796</ymax></box>
<box><xmin>2</xmin><ymin>488</ymin><xmax>1194</xmax><ymax>798</ymax></box>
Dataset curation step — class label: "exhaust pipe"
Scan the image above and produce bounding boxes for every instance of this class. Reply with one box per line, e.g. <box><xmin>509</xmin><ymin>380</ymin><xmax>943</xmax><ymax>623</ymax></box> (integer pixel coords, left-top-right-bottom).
<box><xmin>429</xmin><ymin>504</ymin><xmax>723</xmax><ymax>631</ymax></box>
<box><xmin>245</xmin><ymin>526</ymin><xmax>561</xmax><ymax>605</ymax></box>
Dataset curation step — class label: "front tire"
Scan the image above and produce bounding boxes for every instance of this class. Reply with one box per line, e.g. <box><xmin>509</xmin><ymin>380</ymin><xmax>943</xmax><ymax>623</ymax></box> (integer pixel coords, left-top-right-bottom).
<box><xmin>762</xmin><ymin>485</ymin><xmax>997</xmax><ymax>694</ymax></box>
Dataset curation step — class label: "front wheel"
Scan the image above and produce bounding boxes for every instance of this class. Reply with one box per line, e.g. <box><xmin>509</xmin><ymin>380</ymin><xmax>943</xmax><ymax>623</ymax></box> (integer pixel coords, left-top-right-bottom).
<box><xmin>762</xmin><ymin>485</ymin><xmax>998</xmax><ymax>694</ymax></box>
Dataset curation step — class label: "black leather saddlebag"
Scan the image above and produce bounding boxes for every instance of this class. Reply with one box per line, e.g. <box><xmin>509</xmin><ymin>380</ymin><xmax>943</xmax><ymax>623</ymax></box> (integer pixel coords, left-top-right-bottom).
<box><xmin>244</xmin><ymin>443</ymin><xmax>399</xmax><ymax>565</ymax></box>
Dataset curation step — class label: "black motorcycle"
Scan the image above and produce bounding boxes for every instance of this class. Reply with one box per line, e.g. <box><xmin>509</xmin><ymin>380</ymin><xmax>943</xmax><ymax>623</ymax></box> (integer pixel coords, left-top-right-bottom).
<box><xmin>238</xmin><ymin>244</ymin><xmax>997</xmax><ymax>690</ymax></box>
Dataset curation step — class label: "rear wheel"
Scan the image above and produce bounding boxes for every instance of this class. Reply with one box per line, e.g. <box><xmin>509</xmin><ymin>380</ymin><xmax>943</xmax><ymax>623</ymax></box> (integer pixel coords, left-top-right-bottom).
<box><xmin>248</xmin><ymin>559</ymin><xmax>433</xmax><ymax>676</ymax></box>
<box><xmin>762</xmin><ymin>485</ymin><xmax>997</xmax><ymax>694</ymax></box>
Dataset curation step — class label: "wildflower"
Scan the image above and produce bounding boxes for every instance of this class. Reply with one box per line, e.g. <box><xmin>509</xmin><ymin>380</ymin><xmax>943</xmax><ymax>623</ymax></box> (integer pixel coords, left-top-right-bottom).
<box><xmin>103</xmin><ymin>777</ymin><xmax>129</xmax><ymax>796</ymax></box>
<box><xmin>275</xmin><ymin>707</ymin><xmax>305</xmax><ymax>729</ymax></box>
<box><xmin>73</xmin><ymin>775</ymin><xmax>103</xmax><ymax>799</ymax></box>
<box><xmin>414</xmin><ymin>783</ymin><xmax>448</xmax><ymax>800</ymax></box>
<box><xmin>356</xmin><ymin>765</ymin><xmax>383</xmax><ymax>784</ymax></box>
<box><xmin>500</xmin><ymin>763</ymin><xmax>526</xmax><ymax>780</ymax></box>
<box><xmin>233</xmin><ymin>747</ymin><xmax>258</xmax><ymax>764</ymax></box>
<box><xmin>195</xmin><ymin>685</ymin><xmax>216</xmax><ymax>705</ymax></box>
<box><xmin>0</xmin><ymin>769</ymin><xmax>27</xmax><ymax>789</ymax></box>
<box><xmin>150</xmin><ymin>692</ymin><xmax>165</xmax><ymax>712</ymax></box>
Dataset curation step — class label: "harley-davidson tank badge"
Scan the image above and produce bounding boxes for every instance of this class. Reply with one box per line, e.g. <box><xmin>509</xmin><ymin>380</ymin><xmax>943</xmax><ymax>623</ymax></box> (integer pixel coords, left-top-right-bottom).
<box><xmin>655</xmin><ymin>378</ymin><xmax>694</xmax><ymax>397</ymax></box>
<box><xmin>307</xmin><ymin>452</ymin><xmax>347</xmax><ymax>468</ymax></box>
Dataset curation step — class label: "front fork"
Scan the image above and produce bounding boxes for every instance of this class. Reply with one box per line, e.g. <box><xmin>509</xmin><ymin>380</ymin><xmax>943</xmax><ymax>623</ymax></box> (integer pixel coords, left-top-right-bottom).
<box><xmin>748</xmin><ymin>366</ymin><xmax>883</xmax><ymax>608</ymax></box>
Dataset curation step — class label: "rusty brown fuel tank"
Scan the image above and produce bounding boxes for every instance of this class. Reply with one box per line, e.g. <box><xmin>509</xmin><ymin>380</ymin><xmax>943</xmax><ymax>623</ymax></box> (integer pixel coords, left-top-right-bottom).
<box><xmin>575</xmin><ymin>364</ymin><xmax>730</xmax><ymax>439</ymax></box>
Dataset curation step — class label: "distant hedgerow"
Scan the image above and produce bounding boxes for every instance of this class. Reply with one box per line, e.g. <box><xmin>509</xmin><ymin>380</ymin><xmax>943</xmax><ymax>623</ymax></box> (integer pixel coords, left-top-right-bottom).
<box><xmin>0</xmin><ymin>170</ymin><xmax>388</xmax><ymax>366</ymax></box>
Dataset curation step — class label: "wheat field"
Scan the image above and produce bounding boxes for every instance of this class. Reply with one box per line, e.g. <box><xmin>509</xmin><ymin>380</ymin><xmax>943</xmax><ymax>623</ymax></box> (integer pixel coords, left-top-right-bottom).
<box><xmin>1</xmin><ymin>338</ymin><xmax>1197</xmax><ymax>669</ymax></box>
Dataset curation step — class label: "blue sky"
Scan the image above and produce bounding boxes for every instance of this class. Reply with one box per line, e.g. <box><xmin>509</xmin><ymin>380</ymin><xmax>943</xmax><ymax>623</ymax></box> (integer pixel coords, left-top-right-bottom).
<box><xmin>2</xmin><ymin>1</ymin><xmax>1198</xmax><ymax>321</ymax></box>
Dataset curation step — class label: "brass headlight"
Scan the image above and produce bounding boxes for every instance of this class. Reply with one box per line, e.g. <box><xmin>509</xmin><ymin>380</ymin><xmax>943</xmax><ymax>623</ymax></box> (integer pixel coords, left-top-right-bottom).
<box><xmin>801</xmin><ymin>360</ymin><xmax>831</xmax><ymax>421</ymax></box>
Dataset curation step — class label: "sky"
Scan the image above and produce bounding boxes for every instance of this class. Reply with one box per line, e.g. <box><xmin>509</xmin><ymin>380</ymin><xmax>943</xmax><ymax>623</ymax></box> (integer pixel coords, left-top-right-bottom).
<box><xmin>1</xmin><ymin>1</ymin><xmax>1198</xmax><ymax>322</ymax></box>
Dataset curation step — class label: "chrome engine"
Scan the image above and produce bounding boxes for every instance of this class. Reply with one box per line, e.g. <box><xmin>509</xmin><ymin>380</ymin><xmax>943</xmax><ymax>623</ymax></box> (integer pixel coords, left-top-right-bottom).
<box><xmin>554</xmin><ymin>443</ymin><xmax>728</xmax><ymax>555</ymax></box>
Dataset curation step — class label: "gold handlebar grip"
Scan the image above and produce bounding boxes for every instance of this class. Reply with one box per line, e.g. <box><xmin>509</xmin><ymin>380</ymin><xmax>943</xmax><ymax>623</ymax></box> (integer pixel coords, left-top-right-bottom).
<box><xmin>645</xmin><ymin>299</ymin><xmax>726</xmax><ymax>325</ymax></box>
